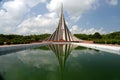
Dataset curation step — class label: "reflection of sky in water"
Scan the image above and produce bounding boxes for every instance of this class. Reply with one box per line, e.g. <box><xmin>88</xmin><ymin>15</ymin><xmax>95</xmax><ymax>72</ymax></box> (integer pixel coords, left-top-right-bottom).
<box><xmin>66</xmin><ymin>49</ymin><xmax>120</xmax><ymax>79</ymax></box>
<box><xmin>0</xmin><ymin>49</ymin><xmax>61</xmax><ymax>80</ymax></box>
<box><xmin>0</xmin><ymin>45</ymin><xmax>120</xmax><ymax>80</ymax></box>
<box><xmin>17</xmin><ymin>49</ymin><xmax>59</xmax><ymax>70</ymax></box>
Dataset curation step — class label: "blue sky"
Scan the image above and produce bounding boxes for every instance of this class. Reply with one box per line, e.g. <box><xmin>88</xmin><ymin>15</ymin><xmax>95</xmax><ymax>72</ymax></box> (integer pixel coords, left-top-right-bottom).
<box><xmin>0</xmin><ymin>0</ymin><xmax>120</xmax><ymax>35</ymax></box>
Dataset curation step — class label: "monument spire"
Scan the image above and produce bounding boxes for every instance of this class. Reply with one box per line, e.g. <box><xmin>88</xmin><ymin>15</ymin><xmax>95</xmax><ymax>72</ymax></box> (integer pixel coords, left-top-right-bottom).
<box><xmin>46</xmin><ymin>5</ymin><xmax>80</xmax><ymax>42</ymax></box>
<box><xmin>61</xmin><ymin>3</ymin><xmax>63</xmax><ymax>14</ymax></box>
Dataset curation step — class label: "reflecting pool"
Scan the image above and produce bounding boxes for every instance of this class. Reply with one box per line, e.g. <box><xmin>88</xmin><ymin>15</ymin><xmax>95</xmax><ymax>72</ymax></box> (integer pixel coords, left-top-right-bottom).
<box><xmin>0</xmin><ymin>44</ymin><xmax>120</xmax><ymax>80</ymax></box>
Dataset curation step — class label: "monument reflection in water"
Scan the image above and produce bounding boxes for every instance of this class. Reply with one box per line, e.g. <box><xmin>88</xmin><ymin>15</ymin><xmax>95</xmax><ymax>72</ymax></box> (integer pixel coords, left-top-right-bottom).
<box><xmin>0</xmin><ymin>44</ymin><xmax>120</xmax><ymax>80</ymax></box>
<box><xmin>48</xmin><ymin>44</ymin><xmax>77</xmax><ymax>79</ymax></box>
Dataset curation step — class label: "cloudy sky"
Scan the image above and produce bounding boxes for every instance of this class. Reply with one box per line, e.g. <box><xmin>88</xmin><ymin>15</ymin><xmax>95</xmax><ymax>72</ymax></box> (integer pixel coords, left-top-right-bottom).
<box><xmin>0</xmin><ymin>0</ymin><xmax>120</xmax><ymax>35</ymax></box>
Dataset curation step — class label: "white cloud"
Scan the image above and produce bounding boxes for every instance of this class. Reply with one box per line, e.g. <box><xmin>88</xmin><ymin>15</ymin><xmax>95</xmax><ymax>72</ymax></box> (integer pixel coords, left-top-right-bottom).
<box><xmin>16</xmin><ymin>12</ymin><xmax>58</xmax><ymax>35</ymax></box>
<box><xmin>16</xmin><ymin>13</ymin><xmax>105</xmax><ymax>35</ymax></box>
<box><xmin>0</xmin><ymin>0</ymin><xmax>46</xmax><ymax>34</ymax></box>
<box><xmin>47</xmin><ymin>0</ymin><xmax>98</xmax><ymax>22</ymax></box>
<box><xmin>106</xmin><ymin>0</ymin><xmax>118</xmax><ymax>6</ymax></box>
<box><xmin>0</xmin><ymin>0</ymin><xmax>111</xmax><ymax>35</ymax></box>
<box><xmin>70</xmin><ymin>25</ymin><xmax>105</xmax><ymax>34</ymax></box>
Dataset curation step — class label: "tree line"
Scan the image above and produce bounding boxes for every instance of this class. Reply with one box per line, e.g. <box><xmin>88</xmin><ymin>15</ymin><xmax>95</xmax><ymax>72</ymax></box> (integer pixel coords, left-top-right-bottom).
<box><xmin>0</xmin><ymin>31</ymin><xmax>120</xmax><ymax>45</ymax></box>
<box><xmin>74</xmin><ymin>31</ymin><xmax>120</xmax><ymax>44</ymax></box>
<box><xmin>0</xmin><ymin>34</ymin><xmax>50</xmax><ymax>45</ymax></box>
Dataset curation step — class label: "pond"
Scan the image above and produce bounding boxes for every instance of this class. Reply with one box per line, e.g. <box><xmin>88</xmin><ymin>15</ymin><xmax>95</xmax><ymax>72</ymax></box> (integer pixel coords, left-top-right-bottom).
<box><xmin>0</xmin><ymin>44</ymin><xmax>120</xmax><ymax>80</ymax></box>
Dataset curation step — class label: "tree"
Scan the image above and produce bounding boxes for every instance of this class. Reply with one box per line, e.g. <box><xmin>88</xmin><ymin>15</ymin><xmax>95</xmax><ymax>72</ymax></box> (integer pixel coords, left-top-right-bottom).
<box><xmin>93</xmin><ymin>32</ymin><xmax>102</xmax><ymax>39</ymax></box>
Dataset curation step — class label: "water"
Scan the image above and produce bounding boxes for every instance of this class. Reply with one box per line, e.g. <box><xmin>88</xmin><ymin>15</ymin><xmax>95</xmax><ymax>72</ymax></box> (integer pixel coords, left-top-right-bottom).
<box><xmin>0</xmin><ymin>44</ymin><xmax>120</xmax><ymax>80</ymax></box>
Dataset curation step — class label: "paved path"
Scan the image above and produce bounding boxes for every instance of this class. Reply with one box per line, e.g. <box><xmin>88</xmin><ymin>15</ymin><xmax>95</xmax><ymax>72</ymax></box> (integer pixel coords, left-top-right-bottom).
<box><xmin>0</xmin><ymin>42</ymin><xmax>48</xmax><ymax>55</ymax></box>
<box><xmin>0</xmin><ymin>42</ymin><xmax>120</xmax><ymax>55</ymax></box>
<box><xmin>72</xmin><ymin>43</ymin><xmax>120</xmax><ymax>55</ymax></box>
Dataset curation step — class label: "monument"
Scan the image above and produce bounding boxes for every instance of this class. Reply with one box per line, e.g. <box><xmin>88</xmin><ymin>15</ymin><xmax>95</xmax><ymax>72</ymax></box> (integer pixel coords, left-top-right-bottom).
<box><xmin>46</xmin><ymin>5</ymin><xmax>80</xmax><ymax>42</ymax></box>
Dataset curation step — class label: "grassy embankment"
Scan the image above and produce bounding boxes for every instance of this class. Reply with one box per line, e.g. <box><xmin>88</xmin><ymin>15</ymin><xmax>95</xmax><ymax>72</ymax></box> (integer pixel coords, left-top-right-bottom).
<box><xmin>0</xmin><ymin>31</ymin><xmax>120</xmax><ymax>45</ymax></box>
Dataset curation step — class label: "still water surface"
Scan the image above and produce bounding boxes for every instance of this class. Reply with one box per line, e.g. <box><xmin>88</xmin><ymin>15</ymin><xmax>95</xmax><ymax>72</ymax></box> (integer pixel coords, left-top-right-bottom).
<box><xmin>0</xmin><ymin>44</ymin><xmax>120</xmax><ymax>80</ymax></box>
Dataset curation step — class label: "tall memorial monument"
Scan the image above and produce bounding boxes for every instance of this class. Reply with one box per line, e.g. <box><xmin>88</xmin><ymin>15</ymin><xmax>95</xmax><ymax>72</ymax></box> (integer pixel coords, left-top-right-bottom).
<box><xmin>47</xmin><ymin>5</ymin><xmax>80</xmax><ymax>42</ymax></box>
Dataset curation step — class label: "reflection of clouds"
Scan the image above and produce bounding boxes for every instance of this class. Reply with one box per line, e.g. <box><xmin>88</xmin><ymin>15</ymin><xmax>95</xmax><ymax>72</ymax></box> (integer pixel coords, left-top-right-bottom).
<box><xmin>0</xmin><ymin>49</ymin><xmax>61</xmax><ymax>80</ymax></box>
<box><xmin>67</xmin><ymin>49</ymin><xmax>104</xmax><ymax>71</ymax></box>
<box><xmin>0</xmin><ymin>53</ymin><xmax>23</xmax><ymax>75</ymax></box>
<box><xmin>17</xmin><ymin>49</ymin><xmax>59</xmax><ymax>71</ymax></box>
<box><xmin>71</xmin><ymin>49</ymin><xmax>101</xmax><ymax>58</ymax></box>
<box><xmin>67</xmin><ymin>48</ymin><xmax>120</xmax><ymax>72</ymax></box>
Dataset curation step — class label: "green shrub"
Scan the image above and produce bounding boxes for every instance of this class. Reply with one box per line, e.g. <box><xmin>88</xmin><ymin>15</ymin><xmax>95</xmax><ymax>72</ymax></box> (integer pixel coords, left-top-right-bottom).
<box><xmin>0</xmin><ymin>41</ymin><xmax>3</xmax><ymax>45</ymax></box>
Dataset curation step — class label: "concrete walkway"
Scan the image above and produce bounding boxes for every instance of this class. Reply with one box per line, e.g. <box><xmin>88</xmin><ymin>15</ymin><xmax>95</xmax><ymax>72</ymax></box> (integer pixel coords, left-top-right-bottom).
<box><xmin>0</xmin><ymin>43</ymin><xmax>48</xmax><ymax>55</ymax></box>
<box><xmin>0</xmin><ymin>42</ymin><xmax>120</xmax><ymax>55</ymax></box>
<box><xmin>72</xmin><ymin>43</ymin><xmax>120</xmax><ymax>55</ymax></box>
